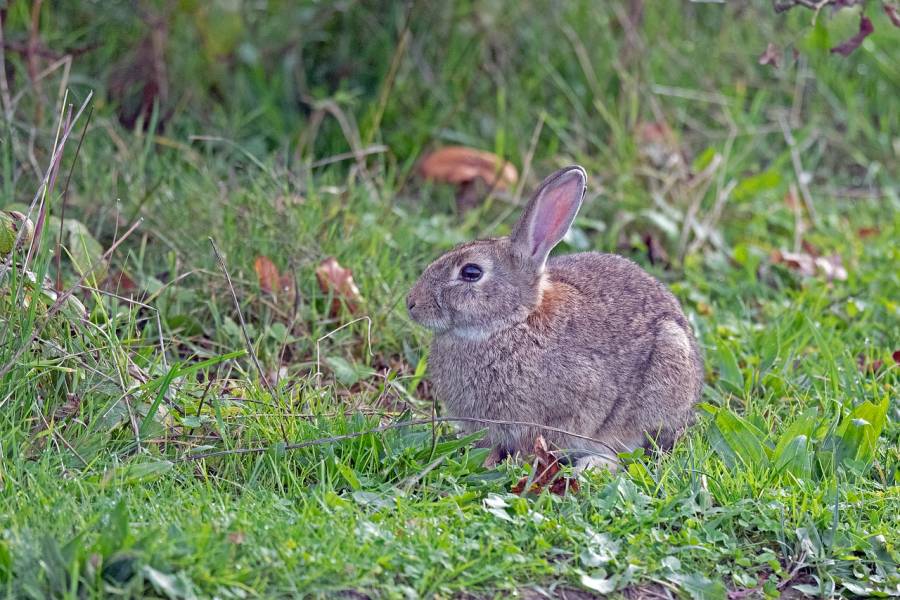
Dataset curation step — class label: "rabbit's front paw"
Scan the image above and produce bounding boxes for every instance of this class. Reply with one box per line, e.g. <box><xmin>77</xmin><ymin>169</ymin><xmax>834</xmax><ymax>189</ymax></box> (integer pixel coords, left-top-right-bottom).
<box><xmin>574</xmin><ymin>453</ymin><xmax>619</xmax><ymax>474</ymax></box>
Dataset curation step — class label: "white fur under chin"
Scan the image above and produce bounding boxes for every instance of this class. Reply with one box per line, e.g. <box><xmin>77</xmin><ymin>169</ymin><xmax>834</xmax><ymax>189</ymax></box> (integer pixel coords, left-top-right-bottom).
<box><xmin>449</xmin><ymin>326</ymin><xmax>492</xmax><ymax>342</ymax></box>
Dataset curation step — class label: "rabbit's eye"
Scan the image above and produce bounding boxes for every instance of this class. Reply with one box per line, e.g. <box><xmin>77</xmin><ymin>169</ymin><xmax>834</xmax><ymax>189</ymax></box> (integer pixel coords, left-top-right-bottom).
<box><xmin>459</xmin><ymin>263</ymin><xmax>483</xmax><ymax>282</ymax></box>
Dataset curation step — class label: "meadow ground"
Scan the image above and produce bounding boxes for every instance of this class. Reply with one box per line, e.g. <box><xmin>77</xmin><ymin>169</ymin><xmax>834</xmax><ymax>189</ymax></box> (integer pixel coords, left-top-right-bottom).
<box><xmin>0</xmin><ymin>2</ymin><xmax>898</xmax><ymax>598</ymax></box>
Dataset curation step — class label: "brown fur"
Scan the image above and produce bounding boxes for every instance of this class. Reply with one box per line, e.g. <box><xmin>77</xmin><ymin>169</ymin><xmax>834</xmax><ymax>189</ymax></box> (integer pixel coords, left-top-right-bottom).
<box><xmin>407</xmin><ymin>167</ymin><xmax>704</xmax><ymax>468</ymax></box>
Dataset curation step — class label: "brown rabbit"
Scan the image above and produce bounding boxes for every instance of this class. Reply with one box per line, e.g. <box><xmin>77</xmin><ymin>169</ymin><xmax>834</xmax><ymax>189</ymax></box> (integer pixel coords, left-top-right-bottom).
<box><xmin>406</xmin><ymin>166</ymin><xmax>703</xmax><ymax>470</ymax></box>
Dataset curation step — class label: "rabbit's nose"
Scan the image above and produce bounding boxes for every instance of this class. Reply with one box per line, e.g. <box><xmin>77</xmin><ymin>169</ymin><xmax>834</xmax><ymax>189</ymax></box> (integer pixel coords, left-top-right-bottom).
<box><xmin>407</xmin><ymin>298</ymin><xmax>417</xmax><ymax>311</ymax></box>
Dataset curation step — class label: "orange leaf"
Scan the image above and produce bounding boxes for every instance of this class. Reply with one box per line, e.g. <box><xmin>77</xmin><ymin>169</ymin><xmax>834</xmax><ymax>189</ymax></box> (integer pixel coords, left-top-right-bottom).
<box><xmin>419</xmin><ymin>146</ymin><xmax>518</xmax><ymax>191</ymax></box>
<box><xmin>254</xmin><ymin>256</ymin><xmax>281</xmax><ymax>295</ymax></box>
<box><xmin>315</xmin><ymin>257</ymin><xmax>362</xmax><ymax>317</ymax></box>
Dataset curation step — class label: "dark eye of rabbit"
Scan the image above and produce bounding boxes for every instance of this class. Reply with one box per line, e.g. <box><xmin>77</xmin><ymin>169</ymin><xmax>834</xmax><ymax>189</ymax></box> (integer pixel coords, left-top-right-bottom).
<box><xmin>459</xmin><ymin>263</ymin><xmax>483</xmax><ymax>282</ymax></box>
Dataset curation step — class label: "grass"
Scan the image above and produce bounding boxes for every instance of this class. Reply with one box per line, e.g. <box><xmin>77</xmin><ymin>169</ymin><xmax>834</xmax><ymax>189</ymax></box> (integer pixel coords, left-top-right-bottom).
<box><xmin>0</xmin><ymin>1</ymin><xmax>898</xmax><ymax>597</ymax></box>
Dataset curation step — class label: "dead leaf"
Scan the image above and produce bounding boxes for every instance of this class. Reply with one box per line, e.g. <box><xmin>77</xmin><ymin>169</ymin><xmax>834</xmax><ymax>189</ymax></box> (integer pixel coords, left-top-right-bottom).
<box><xmin>771</xmin><ymin>249</ymin><xmax>847</xmax><ymax>281</ymax></box>
<box><xmin>511</xmin><ymin>436</ymin><xmax>579</xmax><ymax>496</ymax></box>
<box><xmin>784</xmin><ymin>188</ymin><xmax>800</xmax><ymax>211</ymax></box>
<box><xmin>814</xmin><ymin>254</ymin><xmax>847</xmax><ymax>281</ymax></box>
<box><xmin>884</xmin><ymin>3</ymin><xmax>900</xmax><ymax>27</ymax></box>
<box><xmin>103</xmin><ymin>270</ymin><xmax>139</xmax><ymax>296</ymax></box>
<box><xmin>635</xmin><ymin>121</ymin><xmax>684</xmax><ymax>170</ymax></box>
<box><xmin>759</xmin><ymin>42</ymin><xmax>781</xmax><ymax>68</ymax></box>
<box><xmin>316</xmin><ymin>257</ymin><xmax>362</xmax><ymax>317</ymax></box>
<box><xmin>419</xmin><ymin>146</ymin><xmax>518</xmax><ymax>212</ymax></box>
<box><xmin>857</xmin><ymin>226</ymin><xmax>879</xmax><ymax>238</ymax></box>
<box><xmin>419</xmin><ymin>146</ymin><xmax>518</xmax><ymax>191</ymax></box>
<box><xmin>53</xmin><ymin>394</ymin><xmax>82</xmax><ymax>421</ymax></box>
<box><xmin>893</xmin><ymin>349</ymin><xmax>900</xmax><ymax>364</ymax></box>
<box><xmin>1</xmin><ymin>210</ymin><xmax>35</xmax><ymax>255</ymax></box>
<box><xmin>274</xmin><ymin>194</ymin><xmax>305</xmax><ymax>215</ymax></box>
<box><xmin>253</xmin><ymin>256</ymin><xmax>297</xmax><ymax>314</ymax></box>
<box><xmin>830</xmin><ymin>15</ymin><xmax>874</xmax><ymax>56</ymax></box>
<box><xmin>771</xmin><ymin>250</ymin><xmax>816</xmax><ymax>278</ymax></box>
<box><xmin>254</xmin><ymin>256</ymin><xmax>280</xmax><ymax>295</ymax></box>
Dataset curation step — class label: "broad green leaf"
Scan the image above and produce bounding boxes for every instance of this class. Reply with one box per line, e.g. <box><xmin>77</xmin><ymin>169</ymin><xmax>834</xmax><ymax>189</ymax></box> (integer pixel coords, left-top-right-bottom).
<box><xmin>335</xmin><ymin>460</ymin><xmax>361</xmax><ymax>491</ymax></box>
<box><xmin>581</xmin><ymin>573</ymin><xmax>616</xmax><ymax>593</ymax></box>
<box><xmin>104</xmin><ymin>460</ymin><xmax>174</xmax><ymax>486</ymax></box>
<box><xmin>711</xmin><ymin>409</ymin><xmax>769</xmax><ymax>469</ymax></box>
<box><xmin>668</xmin><ymin>572</ymin><xmax>727</xmax><ymax>600</ymax></box>
<box><xmin>733</xmin><ymin>169</ymin><xmax>781</xmax><ymax>202</ymax></box>
<box><xmin>774</xmin><ymin>434</ymin><xmax>812</xmax><ymax>480</ymax></box>
<box><xmin>714</xmin><ymin>342</ymin><xmax>744</xmax><ymax>397</ymax></box>
<box><xmin>836</xmin><ymin>399</ymin><xmax>889</xmax><ymax>464</ymax></box>
<box><xmin>325</xmin><ymin>356</ymin><xmax>374</xmax><ymax>386</ymax></box>
<box><xmin>773</xmin><ymin>408</ymin><xmax>818</xmax><ymax>458</ymax></box>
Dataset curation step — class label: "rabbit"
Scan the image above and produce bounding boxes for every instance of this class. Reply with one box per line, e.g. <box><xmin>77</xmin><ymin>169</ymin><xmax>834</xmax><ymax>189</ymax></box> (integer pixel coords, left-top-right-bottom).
<box><xmin>406</xmin><ymin>166</ymin><xmax>704</xmax><ymax>471</ymax></box>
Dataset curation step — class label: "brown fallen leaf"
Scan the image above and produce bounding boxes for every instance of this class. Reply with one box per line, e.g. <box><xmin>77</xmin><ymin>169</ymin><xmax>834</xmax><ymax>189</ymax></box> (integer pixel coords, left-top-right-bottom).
<box><xmin>53</xmin><ymin>394</ymin><xmax>82</xmax><ymax>421</ymax></box>
<box><xmin>0</xmin><ymin>210</ymin><xmax>35</xmax><ymax>255</ymax></box>
<box><xmin>102</xmin><ymin>269</ymin><xmax>140</xmax><ymax>296</ymax></box>
<box><xmin>759</xmin><ymin>42</ymin><xmax>781</xmax><ymax>68</ymax></box>
<box><xmin>635</xmin><ymin>120</ymin><xmax>684</xmax><ymax>170</ymax></box>
<box><xmin>419</xmin><ymin>146</ymin><xmax>518</xmax><ymax>212</ymax></box>
<box><xmin>830</xmin><ymin>14</ymin><xmax>874</xmax><ymax>57</ymax></box>
<box><xmin>857</xmin><ymin>226</ymin><xmax>879</xmax><ymax>238</ymax></box>
<box><xmin>511</xmin><ymin>436</ymin><xmax>579</xmax><ymax>496</ymax></box>
<box><xmin>316</xmin><ymin>257</ymin><xmax>362</xmax><ymax>317</ymax></box>
<box><xmin>253</xmin><ymin>256</ymin><xmax>296</xmax><ymax>310</ymax></box>
<box><xmin>815</xmin><ymin>253</ymin><xmax>848</xmax><ymax>281</ymax></box>
<box><xmin>254</xmin><ymin>256</ymin><xmax>281</xmax><ymax>295</ymax></box>
<box><xmin>771</xmin><ymin>249</ymin><xmax>847</xmax><ymax>282</ymax></box>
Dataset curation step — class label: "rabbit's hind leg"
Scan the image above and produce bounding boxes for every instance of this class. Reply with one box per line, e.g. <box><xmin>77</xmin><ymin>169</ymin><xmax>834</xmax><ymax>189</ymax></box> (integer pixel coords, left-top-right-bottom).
<box><xmin>636</xmin><ymin>319</ymin><xmax>702</xmax><ymax>450</ymax></box>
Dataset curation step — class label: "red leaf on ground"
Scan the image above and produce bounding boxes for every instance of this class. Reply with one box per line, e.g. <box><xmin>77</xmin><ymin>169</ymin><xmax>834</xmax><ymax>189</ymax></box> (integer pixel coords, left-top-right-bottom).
<box><xmin>254</xmin><ymin>256</ymin><xmax>280</xmax><ymax>295</ymax></box>
<box><xmin>893</xmin><ymin>349</ymin><xmax>900</xmax><ymax>364</ymax></box>
<box><xmin>103</xmin><ymin>270</ymin><xmax>139</xmax><ymax>295</ymax></box>
<box><xmin>830</xmin><ymin>15</ymin><xmax>874</xmax><ymax>56</ymax></box>
<box><xmin>884</xmin><ymin>3</ymin><xmax>900</xmax><ymax>27</ymax></box>
<box><xmin>857</xmin><ymin>226</ymin><xmax>879</xmax><ymax>238</ymax></box>
<box><xmin>759</xmin><ymin>42</ymin><xmax>781</xmax><ymax>68</ymax></box>
<box><xmin>511</xmin><ymin>436</ymin><xmax>579</xmax><ymax>496</ymax></box>
<box><xmin>315</xmin><ymin>257</ymin><xmax>362</xmax><ymax>317</ymax></box>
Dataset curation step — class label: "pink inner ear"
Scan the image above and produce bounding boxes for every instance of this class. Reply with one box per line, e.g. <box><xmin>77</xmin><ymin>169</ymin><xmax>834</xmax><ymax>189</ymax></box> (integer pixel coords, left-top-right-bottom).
<box><xmin>531</xmin><ymin>179</ymin><xmax>580</xmax><ymax>256</ymax></box>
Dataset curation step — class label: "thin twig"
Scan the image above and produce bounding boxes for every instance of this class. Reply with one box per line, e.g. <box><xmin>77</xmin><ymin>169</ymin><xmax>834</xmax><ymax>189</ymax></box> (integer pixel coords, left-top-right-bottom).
<box><xmin>36</xmin><ymin>404</ymin><xmax>88</xmax><ymax>468</ymax></box>
<box><xmin>0</xmin><ymin>91</ymin><xmax>93</xmax><ymax>285</ymax></box>
<box><xmin>315</xmin><ymin>316</ymin><xmax>374</xmax><ymax>382</ymax></box>
<box><xmin>55</xmin><ymin>104</ymin><xmax>94</xmax><ymax>291</ymax></box>
<box><xmin>208</xmin><ymin>238</ymin><xmax>288</xmax><ymax>443</ymax></box>
<box><xmin>363</xmin><ymin>0</ymin><xmax>415</xmax><ymax>146</ymax></box>
<box><xmin>0</xmin><ymin>10</ymin><xmax>14</xmax><ymax>121</ymax></box>
<box><xmin>181</xmin><ymin>416</ymin><xmax>620</xmax><ymax>462</ymax></box>
<box><xmin>25</xmin><ymin>95</ymin><xmax>70</xmax><ymax>269</ymax></box>
<box><xmin>186</xmin><ymin>377</ymin><xmax>215</xmax><ymax>438</ymax></box>
<box><xmin>778</xmin><ymin>113</ymin><xmax>817</xmax><ymax>224</ymax></box>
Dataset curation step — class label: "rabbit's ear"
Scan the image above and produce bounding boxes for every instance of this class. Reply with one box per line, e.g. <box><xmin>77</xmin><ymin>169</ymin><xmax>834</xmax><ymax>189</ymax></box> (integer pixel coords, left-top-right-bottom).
<box><xmin>511</xmin><ymin>166</ymin><xmax>586</xmax><ymax>267</ymax></box>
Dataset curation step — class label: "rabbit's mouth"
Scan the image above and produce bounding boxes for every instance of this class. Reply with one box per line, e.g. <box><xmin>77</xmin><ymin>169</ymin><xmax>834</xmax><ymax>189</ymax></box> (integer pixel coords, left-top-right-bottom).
<box><xmin>407</xmin><ymin>304</ymin><xmax>451</xmax><ymax>333</ymax></box>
